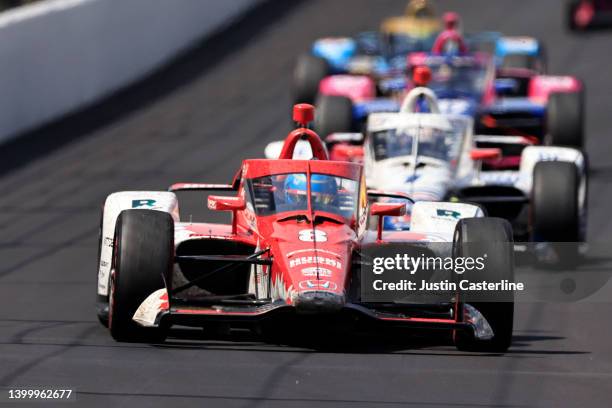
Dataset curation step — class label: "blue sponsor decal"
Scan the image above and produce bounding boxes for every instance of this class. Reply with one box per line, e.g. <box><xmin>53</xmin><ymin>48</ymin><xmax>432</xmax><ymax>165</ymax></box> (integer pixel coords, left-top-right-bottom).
<box><xmin>353</xmin><ymin>99</ymin><xmax>400</xmax><ymax>120</ymax></box>
<box><xmin>405</xmin><ymin>174</ymin><xmax>421</xmax><ymax>183</ymax></box>
<box><xmin>487</xmin><ymin>98</ymin><xmax>546</xmax><ymax>116</ymax></box>
<box><xmin>438</xmin><ymin>98</ymin><xmax>477</xmax><ymax>116</ymax></box>
<box><xmin>496</xmin><ymin>37</ymin><xmax>540</xmax><ymax>57</ymax></box>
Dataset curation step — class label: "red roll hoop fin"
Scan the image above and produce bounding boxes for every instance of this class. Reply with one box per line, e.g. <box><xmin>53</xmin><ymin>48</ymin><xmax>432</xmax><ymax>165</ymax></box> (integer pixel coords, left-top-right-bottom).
<box><xmin>293</xmin><ymin>103</ymin><xmax>315</xmax><ymax>127</ymax></box>
<box><xmin>279</xmin><ymin>104</ymin><xmax>329</xmax><ymax>160</ymax></box>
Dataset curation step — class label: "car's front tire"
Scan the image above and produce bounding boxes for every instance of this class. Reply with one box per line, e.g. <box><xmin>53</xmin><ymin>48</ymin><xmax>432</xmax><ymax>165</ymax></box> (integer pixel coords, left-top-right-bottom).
<box><xmin>453</xmin><ymin>217</ymin><xmax>514</xmax><ymax>352</ymax></box>
<box><xmin>108</xmin><ymin>209</ymin><xmax>173</xmax><ymax>342</ymax></box>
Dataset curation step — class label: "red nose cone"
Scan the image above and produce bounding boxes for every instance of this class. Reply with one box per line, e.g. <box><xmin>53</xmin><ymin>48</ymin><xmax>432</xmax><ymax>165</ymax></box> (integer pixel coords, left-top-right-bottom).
<box><xmin>293</xmin><ymin>104</ymin><xmax>315</xmax><ymax>127</ymax></box>
<box><xmin>443</xmin><ymin>11</ymin><xmax>459</xmax><ymax>29</ymax></box>
<box><xmin>413</xmin><ymin>65</ymin><xmax>432</xmax><ymax>87</ymax></box>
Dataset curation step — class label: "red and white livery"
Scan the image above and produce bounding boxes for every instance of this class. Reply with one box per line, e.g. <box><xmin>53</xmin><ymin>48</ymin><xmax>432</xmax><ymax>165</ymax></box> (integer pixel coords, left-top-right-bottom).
<box><xmin>96</xmin><ymin>104</ymin><xmax>515</xmax><ymax>351</ymax></box>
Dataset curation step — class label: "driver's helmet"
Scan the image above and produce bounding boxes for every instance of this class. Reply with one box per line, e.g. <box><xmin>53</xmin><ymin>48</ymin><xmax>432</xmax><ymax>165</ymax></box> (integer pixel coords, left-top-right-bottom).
<box><xmin>418</xmin><ymin>127</ymin><xmax>449</xmax><ymax>159</ymax></box>
<box><xmin>311</xmin><ymin>174</ymin><xmax>338</xmax><ymax>206</ymax></box>
<box><xmin>406</xmin><ymin>0</ymin><xmax>435</xmax><ymax>18</ymax></box>
<box><xmin>284</xmin><ymin>174</ymin><xmax>338</xmax><ymax>206</ymax></box>
<box><xmin>381</xmin><ymin>198</ymin><xmax>412</xmax><ymax>231</ymax></box>
<box><xmin>284</xmin><ymin>174</ymin><xmax>308</xmax><ymax>205</ymax></box>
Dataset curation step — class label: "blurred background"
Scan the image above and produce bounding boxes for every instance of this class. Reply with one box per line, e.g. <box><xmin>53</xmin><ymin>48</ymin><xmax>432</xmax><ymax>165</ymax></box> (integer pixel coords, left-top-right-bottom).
<box><xmin>0</xmin><ymin>0</ymin><xmax>39</xmax><ymax>12</ymax></box>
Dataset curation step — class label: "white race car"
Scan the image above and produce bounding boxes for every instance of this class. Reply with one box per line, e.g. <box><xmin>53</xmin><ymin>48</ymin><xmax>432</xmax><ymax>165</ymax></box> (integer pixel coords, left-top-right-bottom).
<box><xmin>265</xmin><ymin>87</ymin><xmax>587</xmax><ymax>255</ymax></box>
<box><xmin>363</xmin><ymin>86</ymin><xmax>587</xmax><ymax>252</ymax></box>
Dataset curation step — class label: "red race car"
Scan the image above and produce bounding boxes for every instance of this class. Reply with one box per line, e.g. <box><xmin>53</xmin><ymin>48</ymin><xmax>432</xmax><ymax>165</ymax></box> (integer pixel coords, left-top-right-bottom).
<box><xmin>568</xmin><ymin>0</ymin><xmax>612</xmax><ymax>30</ymax></box>
<box><xmin>96</xmin><ymin>104</ymin><xmax>515</xmax><ymax>352</ymax></box>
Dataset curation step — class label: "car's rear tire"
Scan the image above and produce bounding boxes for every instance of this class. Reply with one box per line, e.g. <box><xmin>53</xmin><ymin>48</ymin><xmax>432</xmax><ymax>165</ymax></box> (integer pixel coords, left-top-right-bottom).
<box><xmin>532</xmin><ymin>161</ymin><xmax>580</xmax><ymax>243</ymax></box>
<box><xmin>314</xmin><ymin>94</ymin><xmax>353</xmax><ymax>139</ymax></box>
<box><xmin>532</xmin><ymin>161</ymin><xmax>581</xmax><ymax>264</ymax></box>
<box><xmin>453</xmin><ymin>217</ymin><xmax>514</xmax><ymax>353</ymax></box>
<box><xmin>293</xmin><ymin>54</ymin><xmax>329</xmax><ymax>104</ymax></box>
<box><xmin>547</xmin><ymin>91</ymin><xmax>584</xmax><ymax>148</ymax></box>
<box><xmin>108</xmin><ymin>209</ymin><xmax>173</xmax><ymax>342</ymax></box>
<box><xmin>567</xmin><ymin>1</ymin><xmax>580</xmax><ymax>31</ymax></box>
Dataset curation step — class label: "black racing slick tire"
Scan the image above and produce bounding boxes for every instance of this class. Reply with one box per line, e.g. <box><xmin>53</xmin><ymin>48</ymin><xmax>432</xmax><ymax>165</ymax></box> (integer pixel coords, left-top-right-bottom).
<box><xmin>453</xmin><ymin>217</ymin><xmax>514</xmax><ymax>353</ymax></box>
<box><xmin>293</xmin><ymin>54</ymin><xmax>329</xmax><ymax>104</ymax></box>
<box><xmin>96</xmin><ymin>205</ymin><xmax>109</xmax><ymax>327</ymax></box>
<box><xmin>532</xmin><ymin>161</ymin><xmax>580</xmax><ymax>243</ymax></box>
<box><xmin>547</xmin><ymin>91</ymin><xmax>584</xmax><ymax>148</ymax></box>
<box><xmin>108</xmin><ymin>209</ymin><xmax>173</xmax><ymax>342</ymax></box>
<box><xmin>314</xmin><ymin>94</ymin><xmax>353</xmax><ymax>139</ymax></box>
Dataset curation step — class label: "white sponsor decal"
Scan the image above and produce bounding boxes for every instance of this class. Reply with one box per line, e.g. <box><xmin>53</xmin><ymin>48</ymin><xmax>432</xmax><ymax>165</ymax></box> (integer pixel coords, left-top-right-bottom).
<box><xmin>537</xmin><ymin>76</ymin><xmax>574</xmax><ymax>88</ymax></box>
<box><xmin>289</xmin><ymin>256</ymin><xmax>341</xmax><ymax>269</ymax></box>
<box><xmin>298</xmin><ymin>229</ymin><xmax>328</xmax><ymax>242</ymax></box>
<box><xmin>301</xmin><ymin>267</ymin><xmax>332</xmax><ymax>277</ymax></box>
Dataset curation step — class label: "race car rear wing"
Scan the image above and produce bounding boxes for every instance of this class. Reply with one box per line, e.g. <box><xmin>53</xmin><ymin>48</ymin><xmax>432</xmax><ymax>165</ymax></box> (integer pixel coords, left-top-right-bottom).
<box><xmin>474</xmin><ymin>134</ymin><xmax>536</xmax><ymax>170</ymax></box>
<box><xmin>169</xmin><ymin>167</ymin><xmax>243</xmax><ymax>192</ymax></box>
<box><xmin>168</xmin><ymin>183</ymin><xmax>235</xmax><ymax>192</ymax></box>
<box><xmin>367</xmin><ymin>190</ymin><xmax>415</xmax><ymax>203</ymax></box>
<box><xmin>474</xmin><ymin>134</ymin><xmax>536</xmax><ymax>147</ymax></box>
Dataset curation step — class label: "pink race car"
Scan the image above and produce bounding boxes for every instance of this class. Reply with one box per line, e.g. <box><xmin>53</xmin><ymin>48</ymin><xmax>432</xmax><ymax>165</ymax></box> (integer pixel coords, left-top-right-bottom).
<box><xmin>568</xmin><ymin>0</ymin><xmax>612</xmax><ymax>30</ymax></box>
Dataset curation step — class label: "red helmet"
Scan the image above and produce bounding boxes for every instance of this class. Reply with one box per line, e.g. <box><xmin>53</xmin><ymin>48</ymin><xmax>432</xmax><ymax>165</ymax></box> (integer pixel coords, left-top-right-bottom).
<box><xmin>443</xmin><ymin>11</ymin><xmax>460</xmax><ymax>30</ymax></box>
<box><xmin>432</xmin><ymin>12</ymin><xmax>467</xmax><ymax>55</ymax></box>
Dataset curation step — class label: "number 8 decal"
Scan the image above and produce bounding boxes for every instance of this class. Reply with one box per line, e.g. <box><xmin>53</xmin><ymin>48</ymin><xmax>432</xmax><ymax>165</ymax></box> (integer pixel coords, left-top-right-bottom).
<box><xmin>298</xmin><ymin>229</ymin><xmax>328</xmax><ymax>242</ymax></box>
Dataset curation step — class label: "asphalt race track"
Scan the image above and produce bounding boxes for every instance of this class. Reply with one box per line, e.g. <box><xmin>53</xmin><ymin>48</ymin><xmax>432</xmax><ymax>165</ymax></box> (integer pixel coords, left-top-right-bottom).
<box><xmin>1</xmin><ymin>1</ymin><xmax>612</xmax><ymax>407</ymax></box>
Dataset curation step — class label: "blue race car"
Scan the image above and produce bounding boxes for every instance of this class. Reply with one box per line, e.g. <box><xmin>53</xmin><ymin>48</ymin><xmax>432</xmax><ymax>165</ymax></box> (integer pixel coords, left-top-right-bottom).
<box><xmin>495</xmin><ymin>36</ymin><xmax>546</xmax><ymax>73</ymax></box>
<box><xmin>314</xmin><ymin>30</ymin><xmax>585</xmax><ymax>152</ymax></box>
<box><xmin>293</xmin><ymin>31</ymin><xmax>437</xmax><ymax>104</ymax></box>
<box><xmin>292</xmin><ymin>0</ymin><xmax>444</xmax><ymax>104</ymax></box>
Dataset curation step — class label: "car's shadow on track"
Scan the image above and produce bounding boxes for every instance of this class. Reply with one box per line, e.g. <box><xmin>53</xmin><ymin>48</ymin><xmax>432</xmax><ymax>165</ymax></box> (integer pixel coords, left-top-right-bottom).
<box><xmin>589</xmin><ymin>165</ymin><xmax>612</xmax><ymax>182</ymax></box>
<box><xmin>152</xmin><ymin>326</ymin><xmax>589</xmax><ymax>357</ymax></box>
<box><xmin>504</xmin><ymin>334</ymin><xmax>590</xmax><ymax>356</ymax></box>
